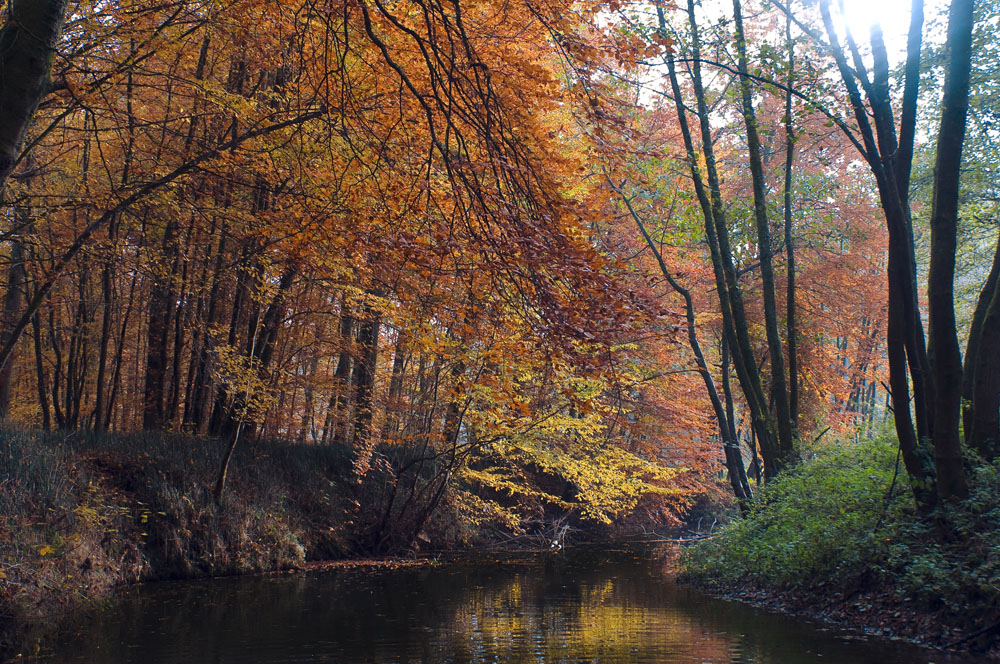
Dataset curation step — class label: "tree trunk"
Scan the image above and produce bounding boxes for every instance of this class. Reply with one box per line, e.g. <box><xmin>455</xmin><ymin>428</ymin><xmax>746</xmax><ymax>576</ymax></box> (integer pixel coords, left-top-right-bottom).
<box><xmin>927</xmin><ymin>0</ymin><xmax>975</xmax><ymax>501</ymax></box>
<box><xmin>732</xmin><ymin>0</ymin><xmax>795</xmax><ymax>465</ymax></box>
<box><xmin>189</xmin><ymin>223</ymin><xmax>227</xmax><ymax>433</ymax></box>
<box><xmin>0</xmin><ymin>0</ymin><xmax>69</xmax><ymax>196</ymax></box>
<box><xmin>968</xmin><ymin>273</ymin><xmax>1000</xmax><ymax>462</ymax></box>
<box><xmin>105</xmin><ymin>270</ymin><xmax>138</xmax><ymax>430</ymax></box>
<box><xmin>142</xmin><ymin>220</ymin><xmax>178</xmax><ymax>430</ymax></box>
<box><xmin>328</xmin><ymin>305</ymin><xmax>354</xmax><ymax>446</ymax></box>
<box><xmin>782</xmin><ymin>4</ymin><xmax>800</xmax><ymax>432</ymax></box>
<box><xmin>299</xmin><ymin>354</ymin><xmax>320</xmax><ymax>442</ymax></box>
<box><xmin>31</xmin><ymin>311</ymin><xmax>50</xmax><ymax>430</ymax></box>
<box><xmin>379</xmin><ymin>332</ymin><xmax>409</xmax><ymax>442</ymax></box>
<box><xmin>351</xmin><ymin>299</ymin><xmax>381</xmax><ymax>449</ymax></box>
<box><xmin>962</xmin><ymin>232</ymin><xmax>1000</xmax><ymax>439</ymax></box>
<box><xmin>93</xmin><ymin>223</ymin><xmax>116</xmax><ymax>431</ymax></box>
<box><xmin>0</xmin><ymin>233</ymin><xmax>27</xmax><ymax>418</ymax></box>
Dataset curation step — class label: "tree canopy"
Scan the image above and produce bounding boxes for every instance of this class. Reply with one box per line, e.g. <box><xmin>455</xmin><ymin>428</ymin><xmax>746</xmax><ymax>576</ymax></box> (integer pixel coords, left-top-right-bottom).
<box><xmin>0</xmin><ymin>0</ymin><xmax>993</xmax><ymax>544</ymax></box>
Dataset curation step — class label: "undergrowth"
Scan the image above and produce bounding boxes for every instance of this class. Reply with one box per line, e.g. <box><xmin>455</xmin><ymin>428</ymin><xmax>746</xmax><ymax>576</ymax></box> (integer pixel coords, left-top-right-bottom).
<box><xmin>0</xmin><ymin>428</ymin><xmax>356</xmax><ymax>656</ymax></box>
<box><xmin>682</xmin><ymin>432</ymin><xmax>1000</xmax><ymax>650</ymax></box>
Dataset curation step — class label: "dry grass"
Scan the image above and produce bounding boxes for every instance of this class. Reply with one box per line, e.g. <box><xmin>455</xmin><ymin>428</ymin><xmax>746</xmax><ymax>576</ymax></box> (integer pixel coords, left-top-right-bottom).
<box><xmin>0</xmin><ymin>428</ymin><xmax>356</xmax><ymax>657</ymax></box>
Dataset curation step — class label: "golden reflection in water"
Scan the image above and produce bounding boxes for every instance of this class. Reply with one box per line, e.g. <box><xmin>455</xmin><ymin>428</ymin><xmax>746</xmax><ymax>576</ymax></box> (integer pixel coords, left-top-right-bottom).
<box><xmin>436</xmin><ymin>567</ymin><xmax>735</xmax><ymax>663</ymax></box>
<box><xmin>52</xmin><ymin>547</ymin><xmax>976</xmax><ymax>664</ymax></box>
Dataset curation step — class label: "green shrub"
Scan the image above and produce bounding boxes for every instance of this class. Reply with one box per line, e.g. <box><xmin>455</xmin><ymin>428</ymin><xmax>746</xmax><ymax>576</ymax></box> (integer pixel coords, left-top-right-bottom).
<box><xmin>683</xmin><ymin>432</ymin><xmax>1000</xmax><ymax>625</ymax></box>
<box><xmin>683</xmin><ymin>433</ymin><xmax>911</xmax><ymax>590</ymax></box>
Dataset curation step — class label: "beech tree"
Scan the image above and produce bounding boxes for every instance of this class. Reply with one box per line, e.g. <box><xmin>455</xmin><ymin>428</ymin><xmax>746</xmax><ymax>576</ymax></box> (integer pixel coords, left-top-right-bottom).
<box><xmin>0</xmin><ymin>0</ymin><xmax>69</xmax><ymax>197</ymax></box>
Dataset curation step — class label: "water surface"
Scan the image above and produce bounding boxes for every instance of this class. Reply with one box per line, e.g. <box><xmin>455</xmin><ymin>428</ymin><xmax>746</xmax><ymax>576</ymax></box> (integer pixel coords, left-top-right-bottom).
<box><xmin>52</xmin><ymin>545</ymin><xmax>973</xmax><ymax>663</ymax></box>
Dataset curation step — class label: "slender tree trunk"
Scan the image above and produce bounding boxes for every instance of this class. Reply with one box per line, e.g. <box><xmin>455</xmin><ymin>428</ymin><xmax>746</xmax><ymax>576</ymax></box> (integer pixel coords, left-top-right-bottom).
<box><xmin>167</xmin><ymin>219</ymin><xmax>194</xmax><ymax>425</ymax></box>
<box><xmin>733</xmin><ymin>0</ymin><xmax>795</xmax><ymax>464</ymax></box>
<box><xmin>93</xmin><ymin>223</ymin><xmax>116</xmax><ymax>430</ymax></box>
<box><xmin>31</xmin><ymin>311</ymin><xmax>50</xmax><ymax>430</ymax></box>
<box><xmin>143</xmin><ymin>220</ymin><xmax>178</xmax><ymax>430</ymax></box>
<box><xmin>299</xmin><ymin>354</ymin><xmax>320</xmax><ymax>443</ymax></box>
<box><xmin>96</xmin><ymin>69</ymin><xmax>134</xmax><ymax>431</ymax></box>
<box><xmin>380</xmin><ymin>332</ymin><xmax>409</xmax><ymax>442</ymax></box>
<box><xmin>105</xmin><ymin>270</ymin><xmax>138</xmax><ymax>430</ymax></box>
<box><xmin>329</xmin><ymin>305</ymin><xmax>354</xmax><ymax>446</ymax></box>
<box><xmin>190</xmin><ymin>223</ymin><xmax>227</xmax><ymax>433</ymax></box>
<box><xmin>927</xmin><ymin>0</ymin><xmax>975</xmax><ymax>501</ymax></box>
<box><xmin>47</xmin><ymin>308</ymin><xmax>65</xmax><ymax>429</ymax></box>
<box><xmin>0</xmin><ymin>234</ymin><xmax>27</xmax><ymax>418</ymax></box>
<box><xmin>210</xmin><ymin>244</ymin><xmax>252</xmax><ymax>436</ymax></box>
<box><xmin>351</xmin><ymin>299</ymin><xmax>381</xmax><ymax>449</ymax></box>
<box><xmin>782</xmin><ymin>4</ymin><xmax>800</xmax><ymax>432</ymax></box>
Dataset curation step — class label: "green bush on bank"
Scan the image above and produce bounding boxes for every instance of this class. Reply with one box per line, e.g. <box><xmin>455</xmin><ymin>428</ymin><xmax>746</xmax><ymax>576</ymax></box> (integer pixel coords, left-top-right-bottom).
<box><xmin>683</xmin><ymin>434</ymin><xmax>909</xmax><ymax>590</ymax></box>
<box><xmin>683</xmin><ymin>433</ymin><xmax>1000</xmax><ymax>621</ymax></box>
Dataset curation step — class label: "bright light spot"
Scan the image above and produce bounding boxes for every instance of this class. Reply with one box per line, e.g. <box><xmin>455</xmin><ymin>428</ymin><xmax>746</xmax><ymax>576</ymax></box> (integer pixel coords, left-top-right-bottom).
<box><xmin>837</xmin><ymin>0</ymin><xmax>950</xmax><ymax>62</ymax></box>
<box><xmin>839</xmin><ymin>0</ymin><xmax>914</xmax><ymax>54</ymax></box>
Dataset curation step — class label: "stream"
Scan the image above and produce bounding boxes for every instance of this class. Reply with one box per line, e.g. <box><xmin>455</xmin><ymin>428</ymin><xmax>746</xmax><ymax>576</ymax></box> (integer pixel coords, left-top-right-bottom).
<box><xmin>46</xmin><ymin>544</ymin><xmax>976</xmax><ymax>663</ymax></box>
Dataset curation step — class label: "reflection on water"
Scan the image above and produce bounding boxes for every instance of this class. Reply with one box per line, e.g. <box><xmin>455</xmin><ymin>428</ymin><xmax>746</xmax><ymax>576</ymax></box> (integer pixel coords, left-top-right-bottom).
<box><xmin>52</xmin><ymin>545</ymin><xmax>971</xmax><ymax>663</ymax></box>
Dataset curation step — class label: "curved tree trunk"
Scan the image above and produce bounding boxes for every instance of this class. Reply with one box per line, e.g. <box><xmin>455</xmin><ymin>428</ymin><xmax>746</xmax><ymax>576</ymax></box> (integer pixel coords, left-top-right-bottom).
<box><xmin>0</xmin><ymin>0</ymin><xmax>69</xmax><ymax>196</ymax></box>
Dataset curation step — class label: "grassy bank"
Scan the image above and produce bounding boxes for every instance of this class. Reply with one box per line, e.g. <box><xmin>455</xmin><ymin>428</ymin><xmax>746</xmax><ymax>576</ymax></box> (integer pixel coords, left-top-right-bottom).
<box><xmin>682</xmin><ymin>434</ymin><xmax>1000</xmax><ymax>657</ymax></box>
<box><xmin>0</xmin><ymin>428</ymin><xmax>364</xmax><ymax>657</ymax></box>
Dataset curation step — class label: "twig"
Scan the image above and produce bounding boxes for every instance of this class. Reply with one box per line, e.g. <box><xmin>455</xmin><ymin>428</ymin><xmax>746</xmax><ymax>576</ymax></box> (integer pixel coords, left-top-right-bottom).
<box><xmin>944</xmin><ymin>617</ymin><xmax>1000</xmax><ymax>649</ymax></box>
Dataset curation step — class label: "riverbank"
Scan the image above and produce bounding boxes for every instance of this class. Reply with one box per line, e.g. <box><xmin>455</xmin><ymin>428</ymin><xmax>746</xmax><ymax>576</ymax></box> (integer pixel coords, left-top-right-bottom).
<box><xmin>0</xmin><ymin>428</ymin><xmax>359</xmax><ymax>658</ymax></box>
<box><xmin>1</xmin><ymin>428</ymin><xmax>671</xmax><ymax>659</ymax></box>
<box><xmin>680</xmin><ymin>435</ymin><xmax>1000</xmax><ymax>659</ymax></box>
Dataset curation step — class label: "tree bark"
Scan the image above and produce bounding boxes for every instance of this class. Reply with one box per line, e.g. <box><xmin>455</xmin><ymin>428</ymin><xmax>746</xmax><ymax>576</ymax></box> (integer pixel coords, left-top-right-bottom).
<box><xmin>733</xmin><ymin>0</ymin><xmax>795</xmax><ymax>464</ymax></box>
<box><xmin>327</xmin><ymin>304</ymin><xmax>354</xmax><ymax>446</ymax></box>
<box><xmin>782</xmin><ymin>4</ymin><xmax>800</xmax><ymax>432</ymax></box>
<box><xmin>31</xmin><ymin>311</ymin><xmax>50</xmax><ymax>430</ymax></box>
<box><xmin>969</xmin><ymin>280</ymin><xmax>1000</xmax><ymax>462</ymax></box>
<box><xmin>351</xmin><ymin>298</ymin><xmax>382</xmax><ymax>450</ymax></box>
<box><xmin>0</xmin><ymin>0</ymin><xmax>69</xmax><ymax>196</ymax></box>
<box><xmin>0</xmin><ymin>232</ymin><xmax>27</xmax><ymax>418</ymax></box>
<box><xmin>927</xmin><ymin>0</ymin><xmax>975</xmax><ymax>501</ymax></box>
<box><xmin>142</xmin><ymin>220</ymin><xmax>178</xmax><ymax>430</ymax></box>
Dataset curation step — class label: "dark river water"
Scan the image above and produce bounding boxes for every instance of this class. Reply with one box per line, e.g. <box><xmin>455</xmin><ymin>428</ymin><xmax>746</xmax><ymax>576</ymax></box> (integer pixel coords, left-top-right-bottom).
<box><xmin>48</xmin><ymin>545</ymin><xmax>977</xmax><ymax>663</ymax></box>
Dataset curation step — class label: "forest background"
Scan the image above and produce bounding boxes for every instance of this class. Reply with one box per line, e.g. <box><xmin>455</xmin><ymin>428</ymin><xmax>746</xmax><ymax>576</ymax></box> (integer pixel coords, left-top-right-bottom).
<box><xmin>0</xmin><ymin>0</ymin><xmax>998</xmax><ymax>655</ymax></box>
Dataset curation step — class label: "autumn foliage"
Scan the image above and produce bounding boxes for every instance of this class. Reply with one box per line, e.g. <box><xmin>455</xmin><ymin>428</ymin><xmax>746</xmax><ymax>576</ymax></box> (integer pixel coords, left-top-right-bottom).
<box><xmin>0</xmin><ymin>0</ymin><xmax>912</xmax><ymax>549</ymax></box>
